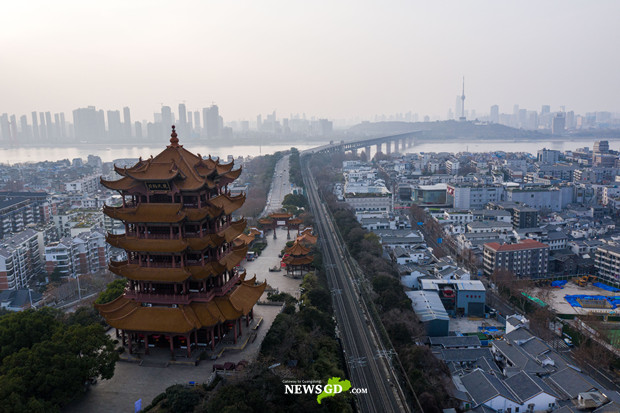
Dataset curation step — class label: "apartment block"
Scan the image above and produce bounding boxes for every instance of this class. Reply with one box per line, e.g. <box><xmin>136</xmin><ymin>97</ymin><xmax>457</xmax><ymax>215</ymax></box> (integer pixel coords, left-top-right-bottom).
<box><xmin>594</xmin><ymin>244</ymin><xmax>620</xmax><ymax>287</ymax></box>
<box><xmin>45</xmin><ymin>228</ymin><xmax>109</xmax><ymax>277</ymax></box>
<box><xmin>483</xmin><ymin>239</ymin><xmax>549</xmax><ymax>278</ymax></box>
<box><xmin>0</xmin><ymin>229</ymin><xmax>44</xmax><ymax>290</ymax></box>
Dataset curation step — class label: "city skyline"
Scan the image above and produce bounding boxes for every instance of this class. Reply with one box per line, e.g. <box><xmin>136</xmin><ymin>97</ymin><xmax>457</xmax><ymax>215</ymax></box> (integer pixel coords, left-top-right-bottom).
<box><xmin>2</xmin><ymin>1</ymin><xmax>620</xmax><ymax>121</ymax></box>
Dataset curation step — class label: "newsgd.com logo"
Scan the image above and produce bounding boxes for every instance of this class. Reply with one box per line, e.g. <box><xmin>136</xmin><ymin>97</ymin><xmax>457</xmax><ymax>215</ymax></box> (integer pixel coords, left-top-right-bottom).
<box><xmin>284</xmin><ymin>377</ymin><xmax>367</xmax><ymax>404</ymax></box>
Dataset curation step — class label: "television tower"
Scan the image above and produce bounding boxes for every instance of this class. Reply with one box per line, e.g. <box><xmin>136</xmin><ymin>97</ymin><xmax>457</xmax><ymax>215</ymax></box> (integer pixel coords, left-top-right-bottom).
<box><xmin>459</xmin><ymin>77</ymin><xmax>466</xmax><ymax>121</ymax></box>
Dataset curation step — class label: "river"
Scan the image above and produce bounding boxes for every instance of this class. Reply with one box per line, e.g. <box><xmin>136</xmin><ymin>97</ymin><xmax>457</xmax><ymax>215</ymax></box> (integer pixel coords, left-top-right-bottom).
<box><xmin>0</xmin><ymin>142</ymin><xmax>323</xmax><ymax>164</ymax></box>
<box><xmin>0</xmin><ymin>137</ymin><xmax>618</xmax><ymax>164</ymax></box>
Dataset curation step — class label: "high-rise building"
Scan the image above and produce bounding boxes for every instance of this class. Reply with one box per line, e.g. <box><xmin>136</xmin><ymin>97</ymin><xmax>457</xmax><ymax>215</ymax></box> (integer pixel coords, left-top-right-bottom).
<box><xmin>73</xmin><ymin>106</ymin><xmax>106</xmax><ymax>141</ymax></box>
<box><xmin>107</xmin><ymin>110</ymin><xmax>123</xmax><ymax>139</ymax></box>
<box><xmin>490</xmin><ymin>105</ymin><xmax>499</xmax><ymax>124</ymax></box>
<box><xmin>45</xmin><ymin>112</ymin><xmax>53</xmax><ymax>140</ymax></box>
<box><xmin>177</xmin><ymin>103</ymin><xmax>187</xmax><ymax>136</ymax></box>
<box><xmin>59</xmin><ymin>113</ymin><xmax>66</xmax><ymax>138</ymax></box>
<box><xmin>205</xmin><ymin>105</ymin><xmax>220</xmax><ymax>138</ymax></box>
<box><xmin>541</xmin><ymin>105</ymin><xmax>550</xmax><ymax>115</ymax></box>
<box><xmin>54</xmin><ymin>113</ymin><xmax>61</xmax><ymax>139</ymax></box>
<box><xmin>31</xmin><ymin>112</ymin><xmax>39</xmax><ymax>140</ymax></box>
<box><xmin>97</xmin><ymin>127</ymin><xmax>264</xmax><ymax>357</ymax></box>
<box><xmin>19</xmin><ymin>115</ymin><xmax>30</xmax><ymax>142</ymax></box>
<box><xmin>0</xmin><ymin>114</ymin><xmax>9</xmax><ymax>142</ymax></box>
<box><xmin>566</xmin><ymin>111</ymin><xmax>575</xmax><ymax>130</ymax></box>
<box><xmin>134</xmin><ymin>121</ymin><xmax>142</xmax><ymax>139</ymax></box>
<box><xmin>39</xmin><ymin>113</ymin><xmax>47</xmax><ymax>140</ymax></box>
<box><xmin>161</xmin><ymin>106</ymin><xmax>172</xmax><ymax>132</ymax></box>
<box><xmin>123</xmin><ymin>107</ymin><xmax>132</xmax><ymax>138</ymax></box>
<box><xmin>193</xmin><ymin>111</ymin><xmax>200</xmax><ymax>134</ymax></box>
<box><xmin>551</xmin><ymin>113</ymin><xmax>565</xmax><ymax>135</ymax></box>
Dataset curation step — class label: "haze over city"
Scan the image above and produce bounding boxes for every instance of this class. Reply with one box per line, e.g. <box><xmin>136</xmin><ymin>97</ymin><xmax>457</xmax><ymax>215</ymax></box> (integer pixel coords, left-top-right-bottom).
<box><xmin>2</xmin><ymin>0</ymin><xmax>620</xmax><ymax>122</ymax></box>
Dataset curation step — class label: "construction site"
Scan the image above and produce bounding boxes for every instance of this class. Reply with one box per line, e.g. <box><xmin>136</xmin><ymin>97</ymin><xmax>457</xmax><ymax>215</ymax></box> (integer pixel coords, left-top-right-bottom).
<box><xmin>529</xmin><ymin>276</ymin><xmax>620</xmax><ymax>317</ymax></box>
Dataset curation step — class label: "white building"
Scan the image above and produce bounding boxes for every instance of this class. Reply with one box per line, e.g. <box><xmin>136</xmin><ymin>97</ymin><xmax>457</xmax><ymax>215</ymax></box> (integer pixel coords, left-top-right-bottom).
<box><xmin>65</xmin><ymin>174</ymin><xmax>100</xmax><ymax>195</ymax></box>
<box><xmin>447</xmin><ymin>184</ymin><xmax>504</xmax><ymax>209</ymax></box>
<box><xmin>0</xmin><ymin>229</ymin><xmax>44</xmax><ymax>291</ymax></box>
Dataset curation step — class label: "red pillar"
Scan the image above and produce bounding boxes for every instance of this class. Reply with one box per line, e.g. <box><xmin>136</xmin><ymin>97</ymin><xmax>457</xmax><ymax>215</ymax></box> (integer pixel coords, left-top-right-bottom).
<box><xmin>169</xmin><ymin>336</ymin><xmax>175</xmax><ymax>359</ymax></box>
<box><xmin>238</xmin><ymin>318</ymin><xmax>243</xmax><ymax>335</ymax></box>
<box><xmin>145</xmin><ymin>335</ymin><xmax>150</xmax><ymax>355</ymax></box>
<box><xmin>211</xmin><ymin>328</ymin><xmax>215</xmax><ymax>350</ymax></box>
<box><xmin>186</xmin><ymin>334</ymin><xmax>191</xmax><ymax>358</ymax></box>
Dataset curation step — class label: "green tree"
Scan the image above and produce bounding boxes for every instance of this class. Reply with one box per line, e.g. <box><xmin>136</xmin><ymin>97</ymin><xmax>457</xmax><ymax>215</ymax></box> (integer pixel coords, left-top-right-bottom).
<box><xmin>0</xmin><ymin>309</ymin><xmax>118</xmax><ymax>412</ymax></box>
<box><xmin>95</xmin><ymin>278</ymin><xmax>127</xmax><ymax>304</ymax></box>
<box><xmin>282</xmin><ymin>193</ymin><xmax>308</xmax><ymax>209</ymax></box>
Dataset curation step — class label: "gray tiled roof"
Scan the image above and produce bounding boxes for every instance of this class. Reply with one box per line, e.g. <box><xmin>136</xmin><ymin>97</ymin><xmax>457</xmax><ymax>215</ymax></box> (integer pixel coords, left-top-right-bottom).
<box><xmin>504</xmin><ymin>371</ymin><xmax>542</xmax><ymax>402</ymax></box>
<box><xmin>429</xmin><ymin>336</ymin><xmax>481</xmax><ymax>348</ymax></box>
<box><xmin>461</xmin><ymin>369</ymin><xmax>518</xmax><ymax>405</ymax></box>
<box><xmin>548</xmin><ymin>367</ymin><xmax>597</xmax><ymax>399</ymax></box>
<box><xmin>440</xmin><ymin>348</ymin><xmax>493</xmax><ymax>363</ymax></box>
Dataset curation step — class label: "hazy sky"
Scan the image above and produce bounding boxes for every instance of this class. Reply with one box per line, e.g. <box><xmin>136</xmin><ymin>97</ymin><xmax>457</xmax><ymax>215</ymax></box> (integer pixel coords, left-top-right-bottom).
<box><xmin>2</xmin><ymin>1</ymin><xmax>619</xmax><ymax>122</ymax></box>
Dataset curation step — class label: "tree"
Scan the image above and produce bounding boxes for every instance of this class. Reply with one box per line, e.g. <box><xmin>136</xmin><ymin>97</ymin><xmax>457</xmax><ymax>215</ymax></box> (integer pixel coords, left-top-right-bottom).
<box><xmin>282</xmin><ymin>193</ymin><xmax>308</xmax><ymax>209</ymax></box>
<box><xmin>0</xmin><ymin>308</ymin><xmax>118</xmax><ymax>411</ymax></box>
<box><xmin>95</xmin><ymin>278</ymin><xmax>127</xmax><ymax>304</ymax></box>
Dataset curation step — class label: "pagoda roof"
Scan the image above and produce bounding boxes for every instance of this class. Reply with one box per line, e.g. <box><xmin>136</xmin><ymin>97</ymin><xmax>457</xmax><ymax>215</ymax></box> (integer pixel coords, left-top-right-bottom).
<box><xmin>235</xmin><ymin>233</ymin><xmax>255</xmax><ymax>247</ymax></box>
<box><xmin>106</xmin><ymin>244</ymin><xmax>246</xmax><ymax>277</ymax></box>
<box><xmin>285</xmin><ymin>241</ymin><xmax>311</xmax><ymax>256</ymax></box>
<box><xmin>105</xmin><ymin>219</ymin><xmax>246</xmax><ymax>252</ymax></box>
<box><xmin>258</xmin><ymin>218</ymin><xmax>274</xmax><ymax>225</ymax></box>
<box><xmin>100</xmin><ymin>176</ymin><xmax>141</xmax><ymax>191</ymax></box>
<box><xmin>103</xmin><ymin>128</ymin><xmax>241</xmax><ymax>192</ymax></box>
<box><xmin>106</xmin><ymin>234</ymin><xmax>188</xmax><ymax>253</ymax></box>
<box><xmin>282</xmin><ymin>255</ymin><xmax>314</xmax><ymax>266</ymax></box>
<box><xmin>288</xmin><ymin>218</ymin><xmax>303</xmax><ymax>225</ymax></box>
<box><xmin>103</xmin><ymin>196</ymin><xmax>244</xmax><ymax>224</ymax></box>
<box><xmin>103</xmin><ymin>203</ymin><xmax>186</xmax><ymax>223</ymax></box>
<box><xmin>109</xmin><ymin>261</ymin><xmax>191</xmax><ymax>282</ymax></box>
<box><xmin>209</xmin><ymin>194</ymin><xmax>245</xmax><ymax>215</ymax></box>
<box><xmin>95</xmin><ymin>281</ymin><xmax>266</xmax><ymax>334</ymax></box>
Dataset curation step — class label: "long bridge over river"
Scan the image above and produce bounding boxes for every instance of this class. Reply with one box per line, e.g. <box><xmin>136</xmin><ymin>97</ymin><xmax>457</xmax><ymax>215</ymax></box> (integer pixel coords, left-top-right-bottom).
<box><xmin>303</xmin><ymin>130</ymin><xmax>421</xmax><ymax>156</ymax></box>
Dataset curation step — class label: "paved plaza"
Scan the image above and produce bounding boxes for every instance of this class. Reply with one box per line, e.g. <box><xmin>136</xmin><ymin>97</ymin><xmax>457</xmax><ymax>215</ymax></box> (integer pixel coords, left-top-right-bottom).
<box><xmin>65</xmin><ymin>227</ymin><xmax>303</xmax><ymax>413</ymax></box>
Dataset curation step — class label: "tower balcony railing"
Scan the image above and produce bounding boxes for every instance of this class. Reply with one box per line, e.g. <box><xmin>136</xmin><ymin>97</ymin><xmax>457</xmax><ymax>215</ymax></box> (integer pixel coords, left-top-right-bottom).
<box><xmin>124</xmin><ymin>274</ymin><xmax>240</xmax><ymax>305</ymax></box>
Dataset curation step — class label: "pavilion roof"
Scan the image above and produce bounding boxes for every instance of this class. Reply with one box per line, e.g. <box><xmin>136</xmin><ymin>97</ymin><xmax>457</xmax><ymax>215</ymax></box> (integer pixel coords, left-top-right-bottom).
<box><xmin>95</xmin><ymin>281</ymin><xmax>265</xmax><ymax>334</ymax></box>
<box><xmin>282</xmin><ymin>255</ymin><xmax>314</xmax><ymax>266</ymax></box>
<box><xmin>296</xmin><ymin>232</ymin><xmax>318</xmax><ymax>245</ymax></box>
<box><xmin>285</xmin><ymin>241</ymin><xmax>311</xmax><ymax>256</ymax></box>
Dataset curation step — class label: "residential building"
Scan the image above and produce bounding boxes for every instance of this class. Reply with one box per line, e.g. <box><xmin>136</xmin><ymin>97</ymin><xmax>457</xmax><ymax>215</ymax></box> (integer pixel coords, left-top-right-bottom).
<box><xmin>483</xmin><ymin>239</ymin><xmax>549</xmax><ymax>278</ymax></box>
<box><xmin>594</xmin><ymin>244</ymin><xmax>620</xmax><ymax>287</ymax></box>
<box><xmin>0</xmin><ymin>229</ymin><xmax>44</xmax><ymax>290</ymax></box>
<box><xmin>447</xmin><ymin>184</ymin><xmax>504</xmax><ymax>209</ymax></box>
<box><xmin>44</xmin><ymin>228</ymin><xmax>109</xmax><ymax>277</ymax></box>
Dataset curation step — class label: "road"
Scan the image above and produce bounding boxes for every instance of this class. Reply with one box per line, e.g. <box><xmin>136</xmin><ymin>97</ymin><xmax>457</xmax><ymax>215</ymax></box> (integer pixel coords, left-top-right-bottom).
<box><xmin>262</xmin><ymin>154</ymin><xmax>291</xmax><ymax>216</ymax></box>
<box><xmin>302</xmin><ymin>156</ymin><xmax>410</xmax><ymax>413</ymax></box>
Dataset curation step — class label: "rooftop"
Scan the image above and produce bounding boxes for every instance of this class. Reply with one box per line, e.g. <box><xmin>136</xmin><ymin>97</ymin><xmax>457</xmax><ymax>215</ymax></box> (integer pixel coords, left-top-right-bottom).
<box><xmin>484</xmin><ymin>239</ymin><xmax>549</xmax><ymax>252</ymax></box>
